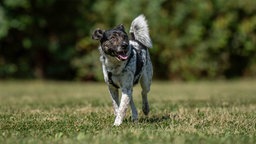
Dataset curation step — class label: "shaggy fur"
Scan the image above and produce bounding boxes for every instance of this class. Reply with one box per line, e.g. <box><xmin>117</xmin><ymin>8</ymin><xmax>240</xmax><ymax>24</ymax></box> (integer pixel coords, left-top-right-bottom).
<box><xmin>92</xmin><ymin>15</ymin><xmax>153</xmax><ymax>126</ymax></box>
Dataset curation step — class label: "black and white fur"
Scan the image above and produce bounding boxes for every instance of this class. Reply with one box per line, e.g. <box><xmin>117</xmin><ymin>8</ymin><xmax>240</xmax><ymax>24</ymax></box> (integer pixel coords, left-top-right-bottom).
<box><xmin>92</xmin><ymin>15</ymin><xmax>153</xmax><ymax>126</ymax></box>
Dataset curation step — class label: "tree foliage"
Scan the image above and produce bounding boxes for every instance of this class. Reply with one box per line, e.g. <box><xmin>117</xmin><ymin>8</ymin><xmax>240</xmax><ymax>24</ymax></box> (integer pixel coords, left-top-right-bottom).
<box><xmin>0</xmin><ymin>0</ymin><xmax>255</xmax><ymax>80</ymax></box>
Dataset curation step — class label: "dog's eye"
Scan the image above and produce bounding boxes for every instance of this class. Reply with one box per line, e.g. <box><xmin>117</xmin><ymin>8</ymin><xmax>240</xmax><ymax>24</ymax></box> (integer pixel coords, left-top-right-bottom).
<box><xmin>110</xmin><ymin>37</ymin><xmax>115</xmax><ymax>40</ymax></box>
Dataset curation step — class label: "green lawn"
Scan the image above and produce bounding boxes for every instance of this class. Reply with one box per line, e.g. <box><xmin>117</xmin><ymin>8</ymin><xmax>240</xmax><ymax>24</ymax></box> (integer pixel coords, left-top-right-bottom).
<box><xmin>0</xmin><ymin>80</ymin><xmax>256</xmax><ymax>143</ymax></box>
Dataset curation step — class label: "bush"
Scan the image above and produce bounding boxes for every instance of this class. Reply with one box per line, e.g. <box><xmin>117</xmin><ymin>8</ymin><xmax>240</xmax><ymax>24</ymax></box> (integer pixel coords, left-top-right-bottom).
<box><xmin>0</xmin><ymin>0</ymin><xmax>255</xmax><ymax>80</ymax></box>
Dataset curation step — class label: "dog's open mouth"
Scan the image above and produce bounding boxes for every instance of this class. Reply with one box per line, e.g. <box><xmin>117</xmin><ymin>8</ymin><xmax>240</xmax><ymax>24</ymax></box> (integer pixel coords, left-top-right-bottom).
<box><xmin>115</xmin><ymin>50</ymin><xmax>129</xmax><ymax>61</ymax></box>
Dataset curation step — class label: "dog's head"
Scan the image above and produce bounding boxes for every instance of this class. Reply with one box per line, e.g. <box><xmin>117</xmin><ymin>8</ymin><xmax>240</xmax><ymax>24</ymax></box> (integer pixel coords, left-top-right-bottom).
<box><xmin>92</xmin><ymin>24</ymin><xmax>130</xmax><ymax>61</ymax></box>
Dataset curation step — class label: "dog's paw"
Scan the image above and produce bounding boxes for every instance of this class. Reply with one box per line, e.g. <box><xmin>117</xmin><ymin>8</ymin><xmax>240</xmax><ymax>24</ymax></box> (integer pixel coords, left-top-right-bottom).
<box><xmin>142</xmin><ymin>103</ymin><xmax>150</xmax><ymax>115</ymax></box>
<box><xmin>113</xmin><ymin>120</ymin><xmax>122</xmax><ymax>126</ymax></box>
<box><xmin>131</xmin><ymin>114</ymin><xmax>138</xmax><ymax>122</ymax></box>
<box><xmin>113</xmin><ymin>117</ymin><xmax>122</xmax><ymax>126</ymax></box>
<box><xmin>132</xmin><ymin>118</ymin><xmax>138</xmax><ymax>123</ymax></box>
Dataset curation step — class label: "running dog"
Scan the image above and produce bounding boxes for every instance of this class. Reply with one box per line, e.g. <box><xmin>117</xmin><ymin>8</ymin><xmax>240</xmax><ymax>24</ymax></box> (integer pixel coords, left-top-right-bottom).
<box><xmin>92</xmin><ymin>15</ymin><xmax>153</xmax><ymax>126</ymax></box>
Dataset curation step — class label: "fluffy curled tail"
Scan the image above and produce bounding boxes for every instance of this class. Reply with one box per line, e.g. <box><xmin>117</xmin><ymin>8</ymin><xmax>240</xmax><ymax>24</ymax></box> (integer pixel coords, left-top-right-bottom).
<box><xmin>129</xmin><ymin>15</ymin><xmax>152</xmax><ymax>48</ymax></box>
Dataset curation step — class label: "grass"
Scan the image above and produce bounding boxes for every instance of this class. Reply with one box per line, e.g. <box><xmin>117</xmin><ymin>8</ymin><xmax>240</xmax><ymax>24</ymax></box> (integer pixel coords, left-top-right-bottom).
<box><xmin>0</xmin><ymin>80</ymin><xmax>256</xmax><ymax>143</ymax></box>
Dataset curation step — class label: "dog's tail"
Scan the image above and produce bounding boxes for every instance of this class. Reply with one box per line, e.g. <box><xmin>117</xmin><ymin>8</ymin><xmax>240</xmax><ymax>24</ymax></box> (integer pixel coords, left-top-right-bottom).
<box><xmin>130</xmin><ymin>14</ymin><xmax>152</xmax><ymax>48</ymax></box>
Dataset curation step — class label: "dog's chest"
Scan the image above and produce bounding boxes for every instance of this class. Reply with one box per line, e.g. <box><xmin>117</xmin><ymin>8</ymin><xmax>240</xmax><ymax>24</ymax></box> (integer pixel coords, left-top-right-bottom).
<box><xmin>105</xmin><ymin>61</ymin><xmax>125</xmax><ymax>74</ymax></box>
<box><xmin>106</xmin><ymin>69</ymin><xmax>134</xmax><ymax>88</ymax></box>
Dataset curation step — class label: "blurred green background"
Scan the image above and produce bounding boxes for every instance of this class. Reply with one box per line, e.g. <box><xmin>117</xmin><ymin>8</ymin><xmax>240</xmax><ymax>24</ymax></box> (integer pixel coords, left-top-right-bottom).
<box><xmin>0</xmin><ymin>0</ymin><xmax>255</xmax><ymax>81</ymax></box>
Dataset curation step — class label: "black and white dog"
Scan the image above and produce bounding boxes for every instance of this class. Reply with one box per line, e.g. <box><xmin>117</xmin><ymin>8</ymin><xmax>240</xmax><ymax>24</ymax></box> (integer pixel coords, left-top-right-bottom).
<box><xmin>92</xmin><ymin>15</ymin><xmax>153</xmax><ymax>126</ymax></box>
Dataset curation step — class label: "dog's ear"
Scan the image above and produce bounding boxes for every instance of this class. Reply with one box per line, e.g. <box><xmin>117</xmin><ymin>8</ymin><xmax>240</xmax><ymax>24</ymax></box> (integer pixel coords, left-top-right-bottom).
<box><xmin>116</xmin><ymin>24</ymin><xmax>125</xmax><ymax>31</ymax></box>
<box><xmin>92</xmin><ymin>29</ymin><xmax>104</xmax><ymax>40</ymax></box>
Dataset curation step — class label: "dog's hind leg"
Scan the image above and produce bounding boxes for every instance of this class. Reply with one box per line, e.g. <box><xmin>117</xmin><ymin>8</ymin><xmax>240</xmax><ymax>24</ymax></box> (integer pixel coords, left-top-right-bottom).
<box><xmin>108</xmin><ymin>86</ymin><xmax>119</xmax><ymax>116</ymax></box>
<box><xmin>140</xmin><ymin>76</ymin><xmax>150</xmax><ymax>115</ymax></box>
<box><xmin>140</xmin><ymin>67</ymin><xmax>152</xmax><ymax>115</ymax></box>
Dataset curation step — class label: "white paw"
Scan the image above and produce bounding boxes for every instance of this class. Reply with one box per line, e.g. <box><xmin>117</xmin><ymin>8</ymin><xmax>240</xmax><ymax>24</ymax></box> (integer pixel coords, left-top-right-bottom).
<box><xmin>113</xmin><ymin>117</ymin><xmax>122</xmax><ymax>126</ymax></box>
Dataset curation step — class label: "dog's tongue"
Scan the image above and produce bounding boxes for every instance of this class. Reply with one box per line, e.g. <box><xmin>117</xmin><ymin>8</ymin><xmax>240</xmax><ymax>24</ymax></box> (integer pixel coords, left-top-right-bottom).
<box><xmin>116</xmin><ymin>51</ymin><xmax>128</xmax><ymax>61</ymax></box>
<box><xmin>118</xmin><ymin>54</ymin><xmax>128</xmax><ymax>60</ymax></box>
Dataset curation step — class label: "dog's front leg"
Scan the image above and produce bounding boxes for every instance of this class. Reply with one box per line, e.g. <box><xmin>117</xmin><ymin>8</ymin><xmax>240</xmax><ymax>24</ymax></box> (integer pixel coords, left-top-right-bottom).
<box><xmin>108</xmin><ymin>86</ymin><xmax>119</xmax><ymax>116</ymax></box>
<box><xmin>114</xmin><ymin>87</ymin><xmax>132</xmax><ymax>126</ymax></box>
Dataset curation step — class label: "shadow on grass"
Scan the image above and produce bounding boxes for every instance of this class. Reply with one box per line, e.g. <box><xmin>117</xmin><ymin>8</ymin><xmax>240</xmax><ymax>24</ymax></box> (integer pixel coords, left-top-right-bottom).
<box><xmin>139</xmin><ymin>114</ymin><xmax>171</xmax><ymax>123</ymax></box>
<box><xmin>124</xmin><ymin>114</ymin><xmax>171</xmax><ymax>124</ymax></box>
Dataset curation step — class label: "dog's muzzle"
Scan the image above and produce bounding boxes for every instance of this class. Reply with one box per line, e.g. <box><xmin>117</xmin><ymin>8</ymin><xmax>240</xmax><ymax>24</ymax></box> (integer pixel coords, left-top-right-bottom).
<box><xmin>115</xmin><ymin>50</ymin><xmax>129</xmax><ymax>61</ymax></box>
<box><xmin>112</xmin><ymin>43</ymin><xmax>130</xmax><ymax>61</ymax></box>
<box><xmin>117</xmin><ymin>43</ymin><xmax>129</xmax><ymax>61</ymax></box>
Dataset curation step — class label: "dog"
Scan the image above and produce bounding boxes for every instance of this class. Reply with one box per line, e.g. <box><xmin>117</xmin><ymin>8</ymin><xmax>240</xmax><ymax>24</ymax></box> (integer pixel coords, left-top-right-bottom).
<box><xmin>92</xmin><ymin>15</ymin><xmax>153</xmax><ymax>126</ymax></box>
